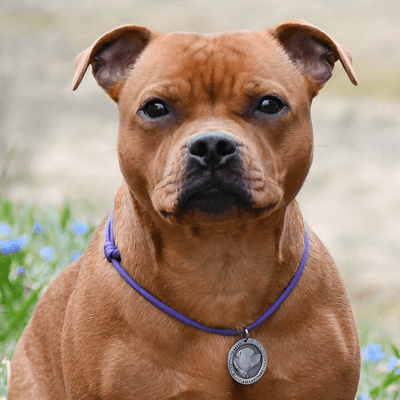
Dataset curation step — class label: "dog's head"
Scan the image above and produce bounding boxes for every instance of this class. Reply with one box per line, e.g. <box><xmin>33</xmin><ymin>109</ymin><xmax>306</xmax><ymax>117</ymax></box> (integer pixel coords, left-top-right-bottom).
<box><xmin>73</xmin><ymin>20</ymin><xmax>357</xmax><ymax>226</ymax></box>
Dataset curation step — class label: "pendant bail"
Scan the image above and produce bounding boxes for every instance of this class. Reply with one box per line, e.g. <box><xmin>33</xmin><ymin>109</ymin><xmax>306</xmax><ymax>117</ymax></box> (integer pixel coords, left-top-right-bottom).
<box><xmin>243</xmin><ymin>327</ymin><xmax>250</xmax><ymax>342</ymax></box>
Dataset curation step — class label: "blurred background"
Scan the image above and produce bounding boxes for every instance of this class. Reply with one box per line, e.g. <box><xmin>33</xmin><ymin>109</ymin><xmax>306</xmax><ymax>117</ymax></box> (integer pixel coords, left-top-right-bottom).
<box><xmin>1</xmin><ymin>0</ymin><xmax>399</xmax><ymax>340</ymax></box>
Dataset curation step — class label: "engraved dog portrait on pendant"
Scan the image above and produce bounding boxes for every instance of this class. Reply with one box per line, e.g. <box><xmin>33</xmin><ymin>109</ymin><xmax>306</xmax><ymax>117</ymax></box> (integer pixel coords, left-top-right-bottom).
<box><xmin>227</xmin><ymin>338</ymin><xmax>268</xmax><ymax>384</ymax></box>
<box><xmin>234</xmin><ymin>347</ymin><xmax>262</xmax><ymax>378</ymax></box>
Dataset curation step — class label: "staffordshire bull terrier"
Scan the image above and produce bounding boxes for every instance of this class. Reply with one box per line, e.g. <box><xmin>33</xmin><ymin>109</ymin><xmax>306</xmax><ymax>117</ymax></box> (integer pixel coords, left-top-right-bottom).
<box><xmin>9</xmin><ymin>19</ymin><xmax>360</xmax><ymax>399</ymax></box>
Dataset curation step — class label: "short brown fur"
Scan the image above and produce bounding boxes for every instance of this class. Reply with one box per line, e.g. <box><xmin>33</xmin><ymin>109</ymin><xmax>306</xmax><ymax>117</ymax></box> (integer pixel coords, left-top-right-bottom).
<box><xmin>9</xmin><ymin>20</ymin><xmax>360</xmax><ymax>399</ymax></box>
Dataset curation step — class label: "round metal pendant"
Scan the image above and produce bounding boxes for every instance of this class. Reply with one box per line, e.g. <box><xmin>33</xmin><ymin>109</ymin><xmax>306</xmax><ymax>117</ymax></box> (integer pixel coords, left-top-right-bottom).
<box><xmin>227</xmin><ymin>338</ymin><xmax>267</xmax><ymax>385</ymax></box>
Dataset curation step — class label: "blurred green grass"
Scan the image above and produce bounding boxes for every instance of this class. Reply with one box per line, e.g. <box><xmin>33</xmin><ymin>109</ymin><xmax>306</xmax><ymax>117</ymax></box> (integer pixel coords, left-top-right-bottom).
<box><xmin>0</xmin><ymin>197</ymin><xmax>95</xmax><ymax>351</ymax></box>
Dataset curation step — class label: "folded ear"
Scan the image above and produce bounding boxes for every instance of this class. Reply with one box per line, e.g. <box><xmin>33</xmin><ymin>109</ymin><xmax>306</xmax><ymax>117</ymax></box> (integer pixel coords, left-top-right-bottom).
<box><xmin>271</xmin><ymin>19</ymin><xmax>358</xmax><ymax>93</ymax></box>
<box><xmin>72</xmin><ymin>25</ymin><xmax>156</xmax><ymax>102</ymax></box>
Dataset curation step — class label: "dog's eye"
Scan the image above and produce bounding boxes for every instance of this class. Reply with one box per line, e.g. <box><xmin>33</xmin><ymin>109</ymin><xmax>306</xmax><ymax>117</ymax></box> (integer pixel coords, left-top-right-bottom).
<box><xmin>141</xmin><ymin>99</ymin><xmax>170</xmax><ymax>119</ymax></box>
<box><xmin>256</xmin><ymin>97</ymin><xmax>284</xmax><ymax>115</ymax></box>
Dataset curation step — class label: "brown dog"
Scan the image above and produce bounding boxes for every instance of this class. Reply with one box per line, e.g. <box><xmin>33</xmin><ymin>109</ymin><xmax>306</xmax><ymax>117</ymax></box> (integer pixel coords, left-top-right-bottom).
<box><xmin>9</xmin><ymin>20</ymin><xmax>360</xmax><ymax>399</ymax></box>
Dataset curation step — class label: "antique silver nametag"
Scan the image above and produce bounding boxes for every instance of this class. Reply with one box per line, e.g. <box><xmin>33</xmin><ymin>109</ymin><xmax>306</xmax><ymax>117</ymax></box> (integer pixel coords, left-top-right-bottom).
<box><xmin>227</xmin><ymin>337</ymin><xmax>267</xmax><ymax>385</ymax></box>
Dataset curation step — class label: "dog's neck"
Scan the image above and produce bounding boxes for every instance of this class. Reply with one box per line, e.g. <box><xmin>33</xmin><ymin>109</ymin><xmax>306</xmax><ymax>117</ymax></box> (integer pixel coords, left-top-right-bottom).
<box><xmin>112</xmin><ymin>182</ymin><xmax>305</xmax><ymax>330</ymax></box>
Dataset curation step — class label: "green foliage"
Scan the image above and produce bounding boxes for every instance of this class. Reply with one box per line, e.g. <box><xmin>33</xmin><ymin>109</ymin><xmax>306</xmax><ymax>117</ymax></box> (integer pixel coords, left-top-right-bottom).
<box><xmin>354</xmin><ymin>327</ymin><xmax>400</xmax><ymax>400</ymax></box>
<box><xmin>366</xmin><ymin>350</ymin><xmax>400</xmax><ymax>399</ymax></box>
<box><xmin>0</xmin><ymin>196</ymin><xmax>95</xmax><ymax>397</ymax></box>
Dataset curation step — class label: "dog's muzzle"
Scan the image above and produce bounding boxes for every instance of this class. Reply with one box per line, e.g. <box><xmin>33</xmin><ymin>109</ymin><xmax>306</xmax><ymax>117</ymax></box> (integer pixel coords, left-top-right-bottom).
<box><xmin>178</xmin><ymin>132</ymin><xmax>252</xmax><ymax>215</ymax></box>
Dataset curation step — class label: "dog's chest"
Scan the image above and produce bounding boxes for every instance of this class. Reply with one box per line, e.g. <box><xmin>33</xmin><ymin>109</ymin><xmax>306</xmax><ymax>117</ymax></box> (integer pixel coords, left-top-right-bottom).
<box><xmin>94</xmin><ymin>331</ymin><xmax>309</xmax><ymax>400</ymax></box>
<box><xmin>94</xmin><ymin>334</ymin><xmax>239</xmax><ymax>399</ymax></box>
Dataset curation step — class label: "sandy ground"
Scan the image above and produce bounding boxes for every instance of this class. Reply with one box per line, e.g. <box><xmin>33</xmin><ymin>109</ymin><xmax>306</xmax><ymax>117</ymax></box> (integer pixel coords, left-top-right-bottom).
<box><xmin>1</xmin><ymin>0</ymin><xmax>399</xmax><ymax>341</ymax></box>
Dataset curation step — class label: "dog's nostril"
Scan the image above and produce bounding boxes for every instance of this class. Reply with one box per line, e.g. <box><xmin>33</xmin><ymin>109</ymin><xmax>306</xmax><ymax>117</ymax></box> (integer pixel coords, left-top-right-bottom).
<box><xmin>216</xmin><ymin>139</ymin><xmax>236</xmax><ymax>156</ymax></box>
<box><xmin>190</xmin><ymin>140</ymin><xmax>208</xmax><ymax>158</ymax></box>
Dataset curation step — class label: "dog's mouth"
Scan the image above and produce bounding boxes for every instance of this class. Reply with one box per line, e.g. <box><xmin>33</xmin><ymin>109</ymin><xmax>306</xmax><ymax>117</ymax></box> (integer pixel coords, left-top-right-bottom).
<box><xmin>179</xmin><ymin>187</ymin><xmax>252</xmax><ymax>215</ymax></box>
<box><xmin>158</xmin><ymin>181</ymin><xmax>280</xmax><ymax>224</ymax></box>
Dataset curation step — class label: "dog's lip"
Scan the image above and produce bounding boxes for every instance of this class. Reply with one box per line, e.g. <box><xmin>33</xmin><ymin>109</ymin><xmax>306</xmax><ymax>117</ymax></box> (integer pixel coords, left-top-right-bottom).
<box><xmin>179</xmin><ymin>186</ymin><xmax>252</xmax><ymax>214</ymax></box>
<box><xmin>253</xmin><ymin>202</ymin><xmax>278</xmax><ymax>215</ymax></box>
<box><xmin>197</xmin><ymin>188</ymin><xmax>229</xmax><ymax>197</ymax></box>
<box><xmin>184</xmin><ymin>187</ymin><xmax>244</xmax><ymax>204</ymax></box>
<box><xmin>160</xmin><ymin>188</ymin><xmax>279</xmax><ymax>222</ymax></box>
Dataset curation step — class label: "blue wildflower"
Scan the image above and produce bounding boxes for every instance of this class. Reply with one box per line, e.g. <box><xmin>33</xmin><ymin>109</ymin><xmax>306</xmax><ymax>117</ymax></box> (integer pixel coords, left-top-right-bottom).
<box><xmin>359</xmin><ymin>394</ymin><xmax>370</xmax><ymax>400</ymax></box>
<box><xmin>40</xmin><ymin>246</ymin><xmax>55</xmax><ymax>260</ymax></box>
<box><xmin>388</xmin><ymin>356</ymin><xmax>400</xmax><ymax>374</ymax></box>
<box><xmin>0</xmin><ymin>223</ymin><xmax>10</xmax><ymax>235</ymax></box>
<box><xmin>0</xmin><ymin>235</ymin><xmax>28</xmax><ymax>255</ymax></box>
<box><xmin>73</xmin><ymin>221</ymin><xmax>87</xmax><ymax>235</ymax></box>
<box><xmin>363</xmin><ymin>344</ymin><xmax>384</xmax><ymax>363</ymax></box>
<box><xmin>17</xmin><ymin>266</ymin><xmax>25</xmax><ymax>275</ymax></box>
<box><xmin>33</xmin><ymin>222</ymin><xmax>42</xmax><ymax>234</ymax></box>
<box><xmin>72</xmin><ymin>252</ymin><xmax>81</xmax><ymax>261</ymax></box>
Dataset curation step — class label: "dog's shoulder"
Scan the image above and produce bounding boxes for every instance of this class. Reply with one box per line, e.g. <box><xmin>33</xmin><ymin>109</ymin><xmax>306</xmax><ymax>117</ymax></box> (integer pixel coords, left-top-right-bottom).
<box><xmin>31</xmin><ymin>259</ymin><xmax>81</xmax><ymax>333</ymax></box>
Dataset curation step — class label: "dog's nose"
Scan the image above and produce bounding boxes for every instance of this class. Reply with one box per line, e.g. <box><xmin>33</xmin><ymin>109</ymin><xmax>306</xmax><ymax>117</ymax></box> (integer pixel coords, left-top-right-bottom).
<box><xmin>187</xmin><ymin>132</ymin><xmax>238</xmax><ymax>168</ymax></box>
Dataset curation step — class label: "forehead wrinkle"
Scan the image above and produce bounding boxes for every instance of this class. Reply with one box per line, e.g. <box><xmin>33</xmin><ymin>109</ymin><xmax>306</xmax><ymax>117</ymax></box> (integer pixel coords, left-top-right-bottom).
<box><xmin>174</xmin><ymin>38</ymin><xmax>251</xmax><ymax>103</ymax></box>
<box><xmin>137</xmin><ymin>78</ymin><xmax>193</xmax><ymax>104</ymax></box>
<box><xmin>172</xmin><ymin>34</ymin><xmax>246</xmax><ymax>89</ymax></box>
<box><xmin>136</xmin><ymin>31</ymin><xmax>289</xmax><ymax>105</ymax></box>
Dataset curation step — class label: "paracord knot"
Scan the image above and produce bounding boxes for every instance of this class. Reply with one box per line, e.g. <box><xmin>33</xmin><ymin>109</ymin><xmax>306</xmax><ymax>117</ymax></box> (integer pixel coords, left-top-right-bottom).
<box><xmin>104</xmin><ymin>243</ymin><xmax>120</xmax><ymax>262</ymax></box>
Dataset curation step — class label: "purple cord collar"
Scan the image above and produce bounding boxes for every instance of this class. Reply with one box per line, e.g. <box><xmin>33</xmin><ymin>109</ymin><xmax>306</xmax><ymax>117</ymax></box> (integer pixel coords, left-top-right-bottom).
<box><xmin>104</xmin><ymin>208</ymin><xmax>309</xmax><ymax>336</ymax></box>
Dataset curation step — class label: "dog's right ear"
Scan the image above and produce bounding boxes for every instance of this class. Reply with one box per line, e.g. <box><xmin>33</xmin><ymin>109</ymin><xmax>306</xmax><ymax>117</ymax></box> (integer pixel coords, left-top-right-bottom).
<box><xmin>72</xmin><ymin>25</ymin><xmax>157</xmax><ymax>102</ymax></box>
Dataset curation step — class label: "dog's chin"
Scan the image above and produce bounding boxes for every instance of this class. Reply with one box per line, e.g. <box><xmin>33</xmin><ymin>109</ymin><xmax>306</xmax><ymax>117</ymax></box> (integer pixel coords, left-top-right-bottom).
<box><xmin>182</xmin><ymin>189</ymin><xmax>248</xmax><ymax>215</ymax></box>
<box><xmin>160</xmin><ymin>189</ymin><xmax>278</xmax><ymax>226</ymax></box>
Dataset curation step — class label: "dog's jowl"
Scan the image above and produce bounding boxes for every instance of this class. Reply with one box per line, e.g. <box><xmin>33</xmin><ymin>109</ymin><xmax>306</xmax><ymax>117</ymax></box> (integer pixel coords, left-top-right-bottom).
<box><xmin>9</xmin><ymin>20</ymin><xmax>361</xmax><ymax>400</ymax></box>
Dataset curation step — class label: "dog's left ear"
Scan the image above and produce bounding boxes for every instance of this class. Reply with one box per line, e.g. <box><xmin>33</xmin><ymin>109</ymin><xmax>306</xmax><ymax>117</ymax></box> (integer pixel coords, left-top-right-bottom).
<box><xmin>271</xmin><ymin>19</ymin><xmax>358</xmax><ymax>93</ymax></box>
<box><xmin>72</xmin><ymin>25</ymin><xmax>157</xmax><ymax>102</ymax></box>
